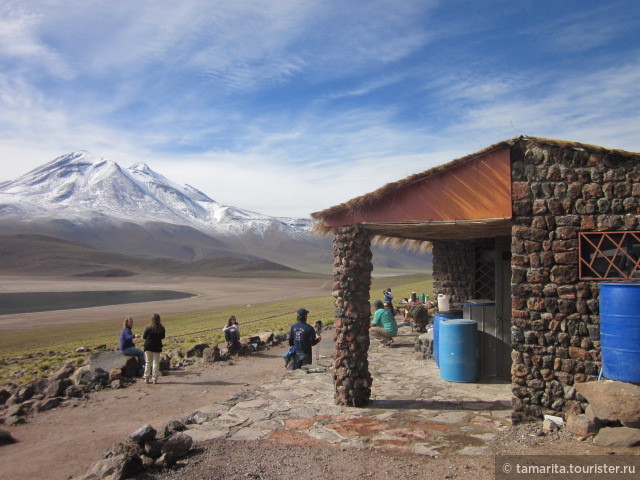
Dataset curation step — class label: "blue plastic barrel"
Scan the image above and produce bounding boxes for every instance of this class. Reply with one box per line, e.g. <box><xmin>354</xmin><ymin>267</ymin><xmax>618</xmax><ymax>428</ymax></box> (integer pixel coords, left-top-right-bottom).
<box><xmin>439</xmin><ymin>319</ymin><xmax>478</xmax><ymax>382</ymax></box>
<box><xmin>600</xmin><ymin>283</ymin><xmax>640</xmax><ymax>383</ymax></box>
<box><xmin>433</xmin><ymin>309</ymin><xmax>463</xmax><ymax>367</ymax></box>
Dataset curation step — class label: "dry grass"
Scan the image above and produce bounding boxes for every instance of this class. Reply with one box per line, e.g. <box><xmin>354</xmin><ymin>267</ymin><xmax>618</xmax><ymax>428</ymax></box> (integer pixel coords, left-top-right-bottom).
<box><xmin>0</xmin><ymin>275</ymin><xmax>434</xmax><ymax>387</ymax></box>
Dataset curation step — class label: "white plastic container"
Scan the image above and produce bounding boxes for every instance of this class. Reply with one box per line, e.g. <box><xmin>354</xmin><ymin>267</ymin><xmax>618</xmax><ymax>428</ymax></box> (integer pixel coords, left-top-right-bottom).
<box><xmin>437</xmin><ymin>294</ymin><xmax>451</xmax><ymax>312</ymax></box>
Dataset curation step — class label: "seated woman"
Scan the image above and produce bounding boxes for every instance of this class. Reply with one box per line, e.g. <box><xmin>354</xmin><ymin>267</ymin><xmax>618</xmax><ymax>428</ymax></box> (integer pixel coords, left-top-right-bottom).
<box><xmin>222</xmin><ymin>315</ymin><xmax>240</xmax><ymax>346</ymax></box>
<box><xmin>370</xmin><ymin>300</ymin><xmax>398</xmax><ymax>347</ymax></box>
<box><xmin>118</xmin><ymin>316</ymin><xmax>145</xmax><ymax>376</ymax></box>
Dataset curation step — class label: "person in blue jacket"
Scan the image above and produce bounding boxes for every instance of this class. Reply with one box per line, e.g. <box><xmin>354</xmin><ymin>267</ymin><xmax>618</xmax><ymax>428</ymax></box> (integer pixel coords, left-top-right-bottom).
<box><xmin>288</xmin><ymin>308</ymin><xmax>321</xmax><ymax>369</ymax></box>
<box><xmin>119</xmin><ymin>316</ymin><xmax>145</xmax><ymax>376</ymax></box>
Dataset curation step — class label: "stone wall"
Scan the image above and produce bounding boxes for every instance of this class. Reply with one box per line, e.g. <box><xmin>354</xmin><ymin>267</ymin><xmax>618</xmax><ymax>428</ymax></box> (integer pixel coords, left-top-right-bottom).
<box><xmin>510</xmin><ymin>141</ymin><xmax>640</xmax><ymax>422</ymax></box>
<box><xmin>332</xmin><ymin>226</ymin><xmax>373</xmax><ymax>407</ymax></box>
<box><xmin>432</xmin><ymin>239</ymin><xmax>476</xmax><ymax>307</ymax></box>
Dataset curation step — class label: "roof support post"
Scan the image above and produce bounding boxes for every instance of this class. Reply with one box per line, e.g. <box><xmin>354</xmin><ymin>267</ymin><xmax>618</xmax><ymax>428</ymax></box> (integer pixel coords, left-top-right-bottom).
<box><xmin>332</xmin><ymin>225</ymin><xmax>373</xmax><ymax>407</ymax></box>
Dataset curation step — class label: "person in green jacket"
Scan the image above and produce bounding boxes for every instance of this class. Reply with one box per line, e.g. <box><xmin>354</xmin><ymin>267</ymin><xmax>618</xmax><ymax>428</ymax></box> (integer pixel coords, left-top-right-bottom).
<box><xmin>370</xmin><ymin>300</ymin><xmax>398</xmax><ymax>347</ymax></box>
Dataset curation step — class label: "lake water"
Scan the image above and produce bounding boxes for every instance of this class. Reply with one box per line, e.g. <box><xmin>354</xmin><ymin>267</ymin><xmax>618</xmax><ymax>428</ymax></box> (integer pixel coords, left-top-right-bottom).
<box><xmin>0</xmin><ymin>290</ymin><xmax>195</xmax><ymax>315</ymax></box>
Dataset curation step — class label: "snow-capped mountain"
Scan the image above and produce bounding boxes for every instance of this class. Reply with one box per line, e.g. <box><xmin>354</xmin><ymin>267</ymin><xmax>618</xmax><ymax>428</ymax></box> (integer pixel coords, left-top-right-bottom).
<box><xmin>0</xmin><ymin>152</ymin><xmax>431</xmax><ymax>273</ymax></box>
<box><xmin>0</xmin><ymin>151</ymin><xmax>310</xmax><ymax>237</ymax></box>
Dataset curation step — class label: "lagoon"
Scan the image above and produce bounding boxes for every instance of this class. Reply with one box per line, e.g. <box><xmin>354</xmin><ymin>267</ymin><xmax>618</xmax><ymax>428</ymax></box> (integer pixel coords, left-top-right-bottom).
<box><xmin>0</xmin><ymin>290</ymin><xmax>195</xmax><ymax>315</ymax></box>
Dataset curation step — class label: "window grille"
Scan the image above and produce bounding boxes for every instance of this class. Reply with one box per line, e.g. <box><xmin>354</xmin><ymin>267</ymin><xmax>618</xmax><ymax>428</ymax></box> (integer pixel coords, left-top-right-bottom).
<box><xmin>579</xmin><ymin>231</ymin><xmax>640</xmax><ymax>280</ymax></box>
<box><xmin>474</xmin><ymin>246</ymin><xmax>495</xmax><ymax>299</ymax></box>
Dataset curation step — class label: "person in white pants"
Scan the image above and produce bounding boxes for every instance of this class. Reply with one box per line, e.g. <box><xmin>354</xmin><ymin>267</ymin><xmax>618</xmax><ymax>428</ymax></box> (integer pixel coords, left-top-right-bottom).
<box><xmin>142</xmin><ymin>314</ymin><xmax>166</xmax><ymax>384</ymax></box>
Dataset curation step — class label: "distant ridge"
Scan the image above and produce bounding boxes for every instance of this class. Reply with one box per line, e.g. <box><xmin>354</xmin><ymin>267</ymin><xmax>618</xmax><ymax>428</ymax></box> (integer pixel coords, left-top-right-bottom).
<box><xmin>0</xmin><ymin>234</ymin><xmax>309</xmax><ymax>278</ymax></box>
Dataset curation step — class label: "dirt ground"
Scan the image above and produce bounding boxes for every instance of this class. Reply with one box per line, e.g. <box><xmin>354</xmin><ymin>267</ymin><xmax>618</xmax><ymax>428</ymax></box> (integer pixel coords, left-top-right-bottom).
<box><xmin>2</xmin><ymin>275</ymin><xmax>638</xmax><ymax>480</ymax></box>
<box><xmin>0</xmin><ymin>275</ymin><xmax>331</xmax><ymax>331</ymax></box>
<box><xmin>1</xmin><ymin>346</ymin><xmax>291</xmax><ymax>480</ymax></box>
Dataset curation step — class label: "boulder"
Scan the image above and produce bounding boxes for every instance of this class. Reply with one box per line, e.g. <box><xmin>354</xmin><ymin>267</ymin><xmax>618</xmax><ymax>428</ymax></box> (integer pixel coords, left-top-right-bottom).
<box><xmin>108</xmin><ymin>369</ymin><xmax>123</xmax><ymax>382</ymax></box>
<box><xmin>161</xmin><ymin>432</ymin><xmax>192</xmax><ymax>459</ymax></box>
<box><xmin>85</xmin><ymin>452</ymin><xmax>143</xmax><ymax>479</ymax></box>
<box><xmin>566</xmin><ymin>414</ymin><xmax>599</xmax><ymax>437</ymax></box>
<box><xmin>185</xmin><ymin>344</ymin><xmax>210</xmax><ymax>358</ymax></box>
<box><xmin>273</xmin><ymin>333</ymin><xmax>287</xmax><ymax>344</ymax></box>
<box><xmin>89</xmin><ymin>351</ymin><xmax>139</xmax><ymax>379</ymax></box>
<box><xmin>0</xmin><ymin>389</ymin><xmax>12</xmax><ymax>406</ymax></box>
<box><xmin>128</xmin><ymin>424</ymin><xmax>156</xmax><ymax>445</ymax></box>
<box><xmin>44</xmin><ymin>379</ymin><xmax>71</xmax><ymax>398</ymax></box>
<box><xmin>64</xmin><ymin>384</ymin><xmax>86</xmax><ymax>398</ymax></box>
<box><xmin>202</xmin><ymin>346</ymin><xmax>220</xmax><ymax>363</ymax></box>
<box><xmin>256</xmin><ymin>331</ymin><xmax>274</xmax><ymax>344</ymax></box>
<box><xmin>0</xmin><ymin>428</ymin><xmax>17</xmax><ymax>445</ymax></box>
<box><xmin>71</xmin><ymin>366</ymin><xmax>92</xmax><ymax>385</ymax></box>
<box><xmin>90</xmin><ymin>368</ymin><xmax>109</xmax><ymax>385</ymax></box>
<box><xmin>575</xmin><ymin>380</ymin><xmax>640</xmax><ymax>427</ymax></box>
<box><xmin>6</xmin><ymin>383</ymin><xmax>36</xmax><ymax>406</ymax></box>
<box><xmin>101</xmin><ymin>440</ymin><xmax>142</xmax><ymax>459</ymax></box>
<box><xmin>163</xmin><ymin>419</ymin><xmax>187</xmax><ymax>437</ymax></box>
<box><xmin>159</xmin><ymin>356</ymin><xmax>170</xmax><ymax>372</ymax></box>
<box><xmin>593</xmin><ymin>427</ymin><xmax>640</xmax><ymax>447</ymax></box>
<box><xmin>35</xmin><ymin>397</ymin><xmax>61</xmax><ymax>412</ymax></box>
<box><xmin>48</xmin><ymin>363</ymin><xmax>76</xmax><ymax>383</ymax></box>
<box><xmin>144</xmin><ymin>440</ymin><xmax>163</xmax><ymax>459</ymax></box>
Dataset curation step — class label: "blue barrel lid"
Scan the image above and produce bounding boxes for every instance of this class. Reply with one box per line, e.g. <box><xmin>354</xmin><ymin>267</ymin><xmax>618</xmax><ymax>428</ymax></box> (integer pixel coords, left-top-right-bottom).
<box><xmin>441</xmin><ymin>319</ymin><xmax>477</xmax><ymax>325</ymax></box>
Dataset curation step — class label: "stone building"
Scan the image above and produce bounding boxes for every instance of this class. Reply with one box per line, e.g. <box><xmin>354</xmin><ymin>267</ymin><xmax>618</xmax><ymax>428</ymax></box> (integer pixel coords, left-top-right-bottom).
<box><xmin>312</xmin><ymin>136</ymin><xmax>640</xmax><ymax>422</ymax></box>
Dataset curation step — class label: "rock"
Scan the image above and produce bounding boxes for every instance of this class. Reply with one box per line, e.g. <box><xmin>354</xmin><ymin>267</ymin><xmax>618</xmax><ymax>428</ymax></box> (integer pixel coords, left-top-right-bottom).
<box><xmin>144</xmin><ymin>440</ymin><xmax>163</xmax><ymax>459</ymax></box>
<box><xmin>202</xmin><ymin>346</ymin><xmax>221</xmax><ymax>363</ymax></box>
<box><xmin>101</xmin><ymin>440</ymin><xmax>142</xmax><ymax>459</ymax></box>
<box><xmin>6</xmin><ymin>415</ymin><xmax>25</xmax><ymax>426</ymax></box>
<box><xmin>0</xmin><ymin>428</ymin><xmax>17</xmax><ymax>445</ymax></box>
<box><xmin>64</xmin><ymin>384</ymin><xmax>86</xmax><ymax>398</ymax></box>
<box><xmin>0</xmin><ymin>389</ymin><xmax>11</xmax><ymax>406</ymax></box>
<box><xmin>128</xmin><ymin>424</ymin><xmax>157</xmax><ymax>445</ymax></box>
<box><xmin>593</xmin><ymin>427</ymin><xmax>640</xmax><ymax>447</ymax></box>
<box><xmin>161</xmin><ymin>432</ymin><xmax>192</xmax><ymax>459</ymax></box>
<box><xmin>273</xmin><ymin>333</ymin><xmax>287</xmax><ymax>343</ymax></box>
<box><xmin>85</xmin><ymin>453</ymin><xmax>143</xmax><ymax>479</ymax></box>
<box><xmin>108</xmin><ymin>369</ymin><xmax>123</xmax><ymax>382</ymax></box>
<box><xmin>5</xmin><ymin>403</ymin><xmax>26</xmax><ymax>418</ymax></box>
<box><xmin>256</xmin><ymin>331</ymin><xmax>274</xmax><ymax>344</ymax></box>
<box><xmin>185</xmin><ymin>344</ymin><xmax>210</xmax><ymax>358</ymax></box>
<box><xmin>159</xmin><ymin>356</ymin><xmax>170</xmax><ymax>372</ymax></box>
<box><xmin>71</xmin><ymin>365</ymin><xmax>92</xmax><ymax>385</ymax></box>
<box><xmin>183</xmin><ymin>410</ymin><xmax>214</xmax><ymax>425</ymax></box>
<box><xmin>566</xmin><ymin>414</ymin><xmax>599</xmax><ymax>437</ymax></box>
<box><xmin>140</xmin><ymin>454</ymin><xmax>155</xmax><ymax>467</ymax></box>
<box><xmin>163</xmin><ymin>419</ymin><xmax>187</xmax><ymax>437</ymax></box>
<box><xmin>48</xmin><ymin>362</ymin><xmax>76</xmax><ymax>382</ymax></box>
<box><xmin>575</xmin><ymin>380</ymin><xmax>640</xmax><ymax>427</ymax></box>
<box><xmin>110</xmin><ymin>380</ymin><xmax>123</xmax><ymax>389</ymax></box>
<box><xmin>542</xmin><ymin>418</ymin><xmax>558</xmax><ymax>433</ymax></box>
<box><xmin>44</xmin><ymin>379</ymin><xmax>70</xmax><ymax>398</ymax></box>
<box><xmin>6</xmin><ymin>383</ymin><xmax>36</xmax><ymax>406</ymax></box>
<box><xmin>90</xmin><ymin>368</ymin><xmax>109</xmax><ymax>385</ymax></box>
<box><xmin>35</xmin><ymin>397</ymin><xmax>61</xmax><ymax>412</ymax></box>
<box><xmin>89</xmin><ymin>351</ymin><xmax>139</xmax><ymax>379</ymax></box>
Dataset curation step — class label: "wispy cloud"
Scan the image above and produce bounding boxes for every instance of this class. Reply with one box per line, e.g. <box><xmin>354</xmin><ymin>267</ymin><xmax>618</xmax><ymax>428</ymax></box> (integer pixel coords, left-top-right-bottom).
<box><xmin>0</xmin><ymin>1</ymin><xmax>638</xmax><ymax>217</ymax></box>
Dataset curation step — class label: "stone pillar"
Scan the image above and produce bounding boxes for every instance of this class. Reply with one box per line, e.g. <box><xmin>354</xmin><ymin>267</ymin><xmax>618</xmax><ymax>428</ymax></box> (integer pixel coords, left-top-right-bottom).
<box><xmin>332</xmin><ymin>225</ymin><xmax>373</xmax><ymax>407</ymax></box>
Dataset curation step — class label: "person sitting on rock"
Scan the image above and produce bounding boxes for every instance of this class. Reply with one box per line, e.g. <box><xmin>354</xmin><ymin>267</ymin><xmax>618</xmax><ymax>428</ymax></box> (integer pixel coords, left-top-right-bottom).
<box><xmin>222</xmin><ymin>316</ymin><xmax>241</xmax><ymax>350</ymax></box>
<box><xmin>118</xmin><ymin>316</ymin><xmax>145</xmax><ymax>376</ymax></box>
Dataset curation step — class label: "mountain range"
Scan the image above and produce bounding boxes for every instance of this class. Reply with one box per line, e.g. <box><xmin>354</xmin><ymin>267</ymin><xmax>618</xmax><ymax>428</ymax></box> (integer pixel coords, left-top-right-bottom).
<box><xmin>0</xmin><ymin>152</ymin><xmax>431</xmax><ymax>274</ymax></box>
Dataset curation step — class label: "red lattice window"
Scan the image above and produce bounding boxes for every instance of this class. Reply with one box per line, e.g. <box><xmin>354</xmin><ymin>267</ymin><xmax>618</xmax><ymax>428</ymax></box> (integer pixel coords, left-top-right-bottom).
<box><xmin>579</xmin><ymin>231</ymin><xmax>640</xmax><ymax>280</ymax></box>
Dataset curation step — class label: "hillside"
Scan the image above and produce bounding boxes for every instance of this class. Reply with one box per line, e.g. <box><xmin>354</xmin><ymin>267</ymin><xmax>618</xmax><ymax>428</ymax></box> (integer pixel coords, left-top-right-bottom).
<box><xmin>0</xmin><ymin>234</ymin><xmax>316</xmax><ymax>278</ymax></box>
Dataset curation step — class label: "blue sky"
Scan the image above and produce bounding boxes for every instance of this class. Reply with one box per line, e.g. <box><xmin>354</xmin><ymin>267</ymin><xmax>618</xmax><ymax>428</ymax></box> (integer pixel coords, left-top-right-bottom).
<box><xmin>1</xmin><ymin>0</ymin><xmax>639</xmax><ymax>217</ymax></box>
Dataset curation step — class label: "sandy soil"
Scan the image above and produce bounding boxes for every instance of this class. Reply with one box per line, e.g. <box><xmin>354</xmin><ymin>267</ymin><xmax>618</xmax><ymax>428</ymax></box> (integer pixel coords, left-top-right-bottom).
<box><xmin>0</xmin><ymin>275</ymin><xmax>331</xmax><ymax>331</ymax></box>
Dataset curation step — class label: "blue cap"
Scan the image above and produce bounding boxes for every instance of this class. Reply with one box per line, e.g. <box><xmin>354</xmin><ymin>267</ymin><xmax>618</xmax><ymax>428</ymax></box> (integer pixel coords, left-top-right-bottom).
<box><xmin>296</xmin><ymin>308</ymin><xmax>309</xmax><ymax>316</ymax></box>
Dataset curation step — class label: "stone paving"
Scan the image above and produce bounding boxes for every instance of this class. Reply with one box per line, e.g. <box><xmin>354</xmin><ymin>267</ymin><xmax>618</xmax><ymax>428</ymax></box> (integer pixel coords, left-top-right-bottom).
<box><xmin>182</xmin><ymin>327</ymin><xmax>512</xmax><ymax>456</ymax></box>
